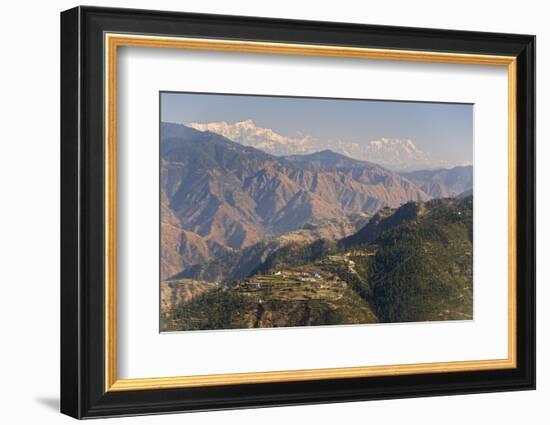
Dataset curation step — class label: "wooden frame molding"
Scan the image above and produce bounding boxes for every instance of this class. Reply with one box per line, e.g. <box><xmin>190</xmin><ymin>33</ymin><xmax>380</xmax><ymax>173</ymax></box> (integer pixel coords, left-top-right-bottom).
<box><xmin>103</xmin><ymin>33</ymin><xmax>518</xmax><ymax>392</ymax></box>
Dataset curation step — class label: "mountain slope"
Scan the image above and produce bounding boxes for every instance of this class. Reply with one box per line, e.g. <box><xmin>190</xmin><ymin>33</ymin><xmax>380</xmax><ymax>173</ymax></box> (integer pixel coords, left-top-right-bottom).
<box><xmin>161</xmin><ymin>122</ymin><xmax>430</xmax><ymax>278</ymax></box>
<box><xmin>160</xmin><ymin>223</ymin><xmax>230</xmax><ymax>280</ymax></box>
<box><xmin>366</xmin><ymin>197</ymin><xmax>473</xmax><ymax>322</ymax></box>
<box><xmin>458</xmin><ymin>188</ymin><xmax>473</xmax><ymax>198</ymax></box>
<box><xmin>339</xmin><ymin>201</ymin><xmax>423</xmax><ymax>249</ymax></box>
<box><xmin>400</xmin><ymin>165</ymin><xmax>473</xmax><ymax>198</ymax></box>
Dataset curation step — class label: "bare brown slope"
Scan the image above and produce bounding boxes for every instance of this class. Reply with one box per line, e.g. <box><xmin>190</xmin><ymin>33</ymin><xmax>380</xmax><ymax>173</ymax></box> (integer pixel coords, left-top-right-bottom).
<box><xmin>160</xmin><ymin>223</ymin><xmax>227</xmax><ymax>280</ymax></box>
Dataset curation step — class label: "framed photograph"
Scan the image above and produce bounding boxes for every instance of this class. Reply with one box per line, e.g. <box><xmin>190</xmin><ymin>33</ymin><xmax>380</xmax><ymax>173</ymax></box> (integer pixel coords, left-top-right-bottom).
<box><xmin>60</xmin><ymin>6</ymin><xmax>535</xmax><ymax>419</ymax></box>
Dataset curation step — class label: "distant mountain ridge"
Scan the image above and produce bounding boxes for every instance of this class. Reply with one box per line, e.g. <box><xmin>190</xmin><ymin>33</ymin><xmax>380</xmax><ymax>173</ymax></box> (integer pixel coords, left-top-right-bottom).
<box><xmin>188</xmin><ymin>119</ymin><xmax>456</xmax><ymax>171</ymax></box>
<box><xmin>400</xmin><ymin>166</ymin><xmax>473</xmax><ymax>198</ymax></box>
<box><xmin>160</xmin><ymin>122</ymin><xmax>430</xmax><ymax>278</ymax></box>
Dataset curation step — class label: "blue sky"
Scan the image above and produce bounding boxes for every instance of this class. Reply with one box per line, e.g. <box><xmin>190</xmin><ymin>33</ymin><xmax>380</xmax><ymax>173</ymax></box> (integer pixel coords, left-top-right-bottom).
<box><xmin>160</xmin><ymin>92</ymin><xmax>473</xmax><ymax>164</ymax></box>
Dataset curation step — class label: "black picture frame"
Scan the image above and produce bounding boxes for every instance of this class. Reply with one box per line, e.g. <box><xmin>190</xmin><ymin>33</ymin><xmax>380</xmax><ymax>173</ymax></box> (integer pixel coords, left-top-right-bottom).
<box><xmin>61</xmin><ymin>5</ymin><xmax>535</xmax><ymax>419</ymax></box>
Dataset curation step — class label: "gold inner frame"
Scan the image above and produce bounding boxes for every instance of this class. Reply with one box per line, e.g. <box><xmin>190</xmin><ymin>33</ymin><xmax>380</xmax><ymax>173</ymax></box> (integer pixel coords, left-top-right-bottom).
<box><xmin>104</xmin><ymin>33</ymin><xmax>518</xmax><ymax>392</ymax></box>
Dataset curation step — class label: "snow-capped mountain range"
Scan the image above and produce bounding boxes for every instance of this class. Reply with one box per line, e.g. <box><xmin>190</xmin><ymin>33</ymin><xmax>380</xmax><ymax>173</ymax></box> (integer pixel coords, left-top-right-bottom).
<box><xmin>188</xmin><ymin>119</ymin><xmax>458</xmax><ymax>171</ymax></box>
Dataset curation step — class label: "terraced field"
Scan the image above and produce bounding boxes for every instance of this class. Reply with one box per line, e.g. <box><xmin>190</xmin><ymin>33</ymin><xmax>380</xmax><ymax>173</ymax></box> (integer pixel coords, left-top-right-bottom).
<box><xmin>237</xmin><ymin>270</ymin><xmax>347</xmax><ymax>301</ymax></box>
<box><xmin>161</xmin><ymin>259</ymin><xmax>378</xmax><ymax>331</ymax></box>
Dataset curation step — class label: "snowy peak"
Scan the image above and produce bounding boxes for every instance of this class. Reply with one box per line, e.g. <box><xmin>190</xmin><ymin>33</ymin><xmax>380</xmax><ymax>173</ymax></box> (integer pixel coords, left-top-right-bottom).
<box><xmin>359</xmin><ymin>138</ymin><xmax>451</xmax><ymax>171</ymax></box>
<box><xmin>189</xmin><ymin>120</ymin><xmax>314</xmax><ymax>155</ymax></box>
<box><xmin>187</xmin><ymin>119</ymin><xmax>457</xmax><ymax>171</ymax></box>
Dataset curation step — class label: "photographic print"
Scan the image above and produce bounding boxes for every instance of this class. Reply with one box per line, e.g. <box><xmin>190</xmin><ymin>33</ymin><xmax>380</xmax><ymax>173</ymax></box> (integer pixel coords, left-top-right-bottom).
<box><xmin>159</xmin><ymin>92</ymin><xmax>474</xmax><ymax>332</ymax></box>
